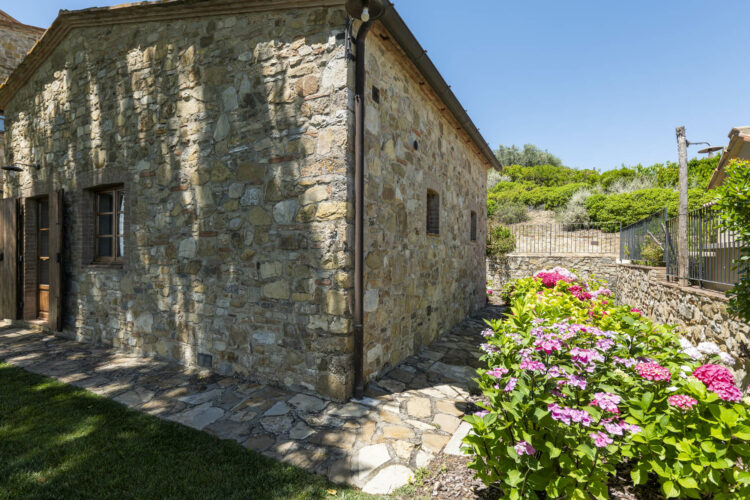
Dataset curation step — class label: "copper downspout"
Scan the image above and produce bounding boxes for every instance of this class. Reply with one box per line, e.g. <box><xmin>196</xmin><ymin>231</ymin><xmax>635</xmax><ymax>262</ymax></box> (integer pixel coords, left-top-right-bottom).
<box><xmin>353</xmin><ymin>18</ymin><xmax>373</xmax><ymax>399</ymax></box>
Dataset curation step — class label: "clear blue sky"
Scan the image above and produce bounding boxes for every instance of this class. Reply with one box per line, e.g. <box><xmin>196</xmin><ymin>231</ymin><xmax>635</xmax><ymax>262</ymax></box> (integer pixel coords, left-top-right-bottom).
<box><xmin>6</xmin><ymin>1</ymin><xmax>750</xmax><ymax>170</ymax></box>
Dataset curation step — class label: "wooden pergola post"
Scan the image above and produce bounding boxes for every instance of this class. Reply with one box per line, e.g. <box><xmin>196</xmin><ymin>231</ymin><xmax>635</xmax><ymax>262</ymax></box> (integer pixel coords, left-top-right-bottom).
<box><xmin>676</xmin><ymin>126</ymin><xmax>689</xmax><ymax>287</ymax></box>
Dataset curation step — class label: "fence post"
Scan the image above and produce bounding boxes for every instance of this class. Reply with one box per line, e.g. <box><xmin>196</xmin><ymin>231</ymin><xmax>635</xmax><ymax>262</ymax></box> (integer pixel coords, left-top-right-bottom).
<box><xmin>698</xmin><ymin>209</ymin><xmax>703</xmax><ymax>288</ymax></box>
<box><xmin>549</xmin><ymin>224</ymin><xmax>552</xmax><ymax>255</ymax></box>
<box><xmin>664</xmin><ymin>207</ymin><xmax>670</xmax><ymax>280</ymax></box>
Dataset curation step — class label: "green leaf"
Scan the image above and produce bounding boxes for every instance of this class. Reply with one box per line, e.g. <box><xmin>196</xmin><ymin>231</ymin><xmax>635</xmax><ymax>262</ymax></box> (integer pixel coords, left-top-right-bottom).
<box><xmin>733</xmin><ymin>424</ymin><xmax>750</xmax><ymax>440</ymax></box>
<box><xmin>631</xmin><ymin>463</ymin><xmax>648</xmax><ymax>485</ymax></box>
<box><xmin>505</xmin><ymin>469</ymin><xmax>523</xmax><ymax>487</ymax></box>
<box><xmin>663</xmin><ymin>480</ymin><xmax>680</xmax><ymax>498</ymax></box>
<box><xmin>677</xmin><ymin>476</ymin><xmax>698</xmax><ymax>489</ymax></box>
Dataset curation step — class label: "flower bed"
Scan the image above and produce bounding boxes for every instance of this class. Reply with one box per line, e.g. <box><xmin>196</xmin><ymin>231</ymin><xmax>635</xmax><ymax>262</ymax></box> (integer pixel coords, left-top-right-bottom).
<box><xmin>463</xmin><ymin>268</ymin><xmax>750</xmax><ymax>499</ymax></box>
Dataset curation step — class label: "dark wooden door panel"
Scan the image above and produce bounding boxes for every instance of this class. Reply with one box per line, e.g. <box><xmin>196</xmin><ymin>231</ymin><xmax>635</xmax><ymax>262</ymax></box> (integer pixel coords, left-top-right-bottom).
<box><xmin>49</xmin><ymin>190</ymin><xmax>63</xmax><ymax>332</ymax></box>
<box><xmin>0</xmin><ymin>198</ymin><xmax>18</xmax><ymax>320</ymax></box>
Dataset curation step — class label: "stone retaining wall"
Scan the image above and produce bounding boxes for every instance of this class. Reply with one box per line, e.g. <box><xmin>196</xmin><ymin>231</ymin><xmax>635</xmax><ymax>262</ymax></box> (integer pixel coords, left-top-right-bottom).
<box><xmin>615</xmin><ymin>264</ymin><xmax>750</xmax><ymax>381</ymax></box>
<box><xmin>486</xmin><ymin>254</ymin><xmax>618</xmax><ymax>293</ymax></box>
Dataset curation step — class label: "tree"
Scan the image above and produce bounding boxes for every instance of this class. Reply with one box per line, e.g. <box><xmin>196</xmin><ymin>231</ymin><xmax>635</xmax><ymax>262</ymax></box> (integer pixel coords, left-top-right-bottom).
<box><xmin>495</xmin><ymin>144</ymin><xmax>562</xmax><ymax>168</ymax></box>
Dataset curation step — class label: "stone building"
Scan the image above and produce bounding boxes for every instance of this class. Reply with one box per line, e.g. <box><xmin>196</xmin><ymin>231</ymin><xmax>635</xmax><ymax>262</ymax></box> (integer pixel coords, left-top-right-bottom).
<box><xmin>0</xmin><ymin>0</ymin><xmax>499</xmax><ymax>400</ymax></box>
<box><xmin>0</xmin><ymin>10</ymin><xmax>44</xmax><ymax>164</ymax></box>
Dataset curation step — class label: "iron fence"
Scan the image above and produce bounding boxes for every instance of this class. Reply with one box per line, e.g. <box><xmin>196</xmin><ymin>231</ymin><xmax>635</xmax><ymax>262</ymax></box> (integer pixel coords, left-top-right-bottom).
<box><xmin>619</xmin><ymin>209</ymin><xmax>669</xmax><ymax>266</ymax></box>
<box><xmin>664</xmin><ymin>204</ymin><xmax>742</xmax><ymax>288</ymax></box>
<box><xmin>507</xmin><ymin>222</ymin><xmax>621</xmax><ymax>255</ymax></box>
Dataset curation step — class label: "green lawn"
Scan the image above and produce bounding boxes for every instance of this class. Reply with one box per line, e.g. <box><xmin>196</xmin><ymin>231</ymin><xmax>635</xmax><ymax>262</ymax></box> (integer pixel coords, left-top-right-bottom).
<box><xmin>0</xmin><ymin>362</ymin><xmax>376</xmax><ymax>500</ymax></box>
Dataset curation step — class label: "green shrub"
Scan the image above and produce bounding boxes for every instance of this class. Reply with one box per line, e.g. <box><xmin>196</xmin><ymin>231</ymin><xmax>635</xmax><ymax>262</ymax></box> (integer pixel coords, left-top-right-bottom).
<box><xmin>487</xmin><ymin>224</ymin><xmax>515</xmax><ymax>256</ymax></box>
<box><xmin>638</xmin><ymin>239</ymin><xmax>664</xmax><ymax>266</ymax></box>
<box><xmin>465</xmin><ymin>270</ymin><xmax>750</xmax><ymax>499</ymax></box>
<box><xmin>488</xmin><ymin>182</ymin><xmax>588</xmax><ymax>212</ymax></box>
<box><xmin>585</xmin><ymin>188</ymin><xmax>717</xmax><ymax>228</ymax></box>
<box><xmin>501</xmin><ymin>164</ymin><xmax>599</xmax><ymax>187</ymax></box>
<box><xmin>714</xmin><ymin>159</ymin><xmax>750</xmax><ymax>322</ymax></box>
<box><xmin>491</xmin><ymin>202</ymin><xmax>529</xmax><ymax>225</ymax></box>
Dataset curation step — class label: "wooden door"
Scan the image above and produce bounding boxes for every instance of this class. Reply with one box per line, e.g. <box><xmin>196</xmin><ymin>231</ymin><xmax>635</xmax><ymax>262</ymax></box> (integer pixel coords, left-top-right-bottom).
<box><xmin>0</xmin><ymin>198</ymin><xmax>19</xmax><ymax>320</ymax></box>
<box><xmin>37</xmin><ymin>197</ymin><xmax>49</xmax><ymax>321</ymax></box>
<box><xmin>48</xmin><ymin>190</ymin><xmax>63</xmax><ymax>331</ymax></box>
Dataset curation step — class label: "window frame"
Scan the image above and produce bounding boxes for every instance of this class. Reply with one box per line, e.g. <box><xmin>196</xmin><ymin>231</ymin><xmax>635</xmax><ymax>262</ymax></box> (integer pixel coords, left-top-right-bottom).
<box><xmin>426</xmin><ymin>189</ymin><xmax>440</xmax><ymax>236</ymax></box>
<box><xmin>93</xmin><ymin>186</ymin><xmax>125</xmax><ymax>264</ymax></box>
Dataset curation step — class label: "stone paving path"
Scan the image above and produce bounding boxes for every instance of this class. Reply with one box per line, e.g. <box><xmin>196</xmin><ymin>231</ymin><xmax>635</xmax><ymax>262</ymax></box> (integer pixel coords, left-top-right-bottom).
<box><xmin>0</xmin><ymin>305</ymin><xmax>504</xmax><ymax>495</ymax></box>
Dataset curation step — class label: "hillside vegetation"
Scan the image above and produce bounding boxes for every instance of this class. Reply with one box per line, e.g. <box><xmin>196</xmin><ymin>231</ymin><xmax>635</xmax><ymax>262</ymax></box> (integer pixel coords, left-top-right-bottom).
<box><xmin>487</xmin><ymin>148</ymin><xmax>719</xmax><ymax>229</ymax></box>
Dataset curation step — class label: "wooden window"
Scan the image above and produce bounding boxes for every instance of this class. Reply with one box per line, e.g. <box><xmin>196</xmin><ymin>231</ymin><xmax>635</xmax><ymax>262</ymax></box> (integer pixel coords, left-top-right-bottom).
<box><xmin>470</xmin><ymin>211</ymin><xmax>477</xmax><ymax>241</ymax></box>
<box><xmin>94</xmin><ymin>187</ymin><xmax>125</xmax><ymax>263</ymax></box>
<box><xmin>426</xmin><ymin>190</ymin><xmax>439</xmax><ymax>235</ymax></box>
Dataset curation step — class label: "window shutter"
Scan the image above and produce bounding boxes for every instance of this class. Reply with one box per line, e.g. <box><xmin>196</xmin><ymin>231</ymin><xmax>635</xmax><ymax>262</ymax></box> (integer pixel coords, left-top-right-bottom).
<box><xmin>48</xmin><ymin>190</ymin><xmax>64</xmax><ymax>331</ymax></box>
<box><xmin>0</xmin><ymin>198</ymin><xmax>19</xmax><ymax>320</ymax></box>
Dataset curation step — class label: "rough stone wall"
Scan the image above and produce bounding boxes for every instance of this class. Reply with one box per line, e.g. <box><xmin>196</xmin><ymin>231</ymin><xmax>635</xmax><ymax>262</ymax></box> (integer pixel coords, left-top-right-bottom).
<box><xmin>615</xmin><ymin>264</ymin><xmax>750</xmax><ymax>380</ymax></box>
<box><xmin>0</xmin><ymin>20</ymin><xmax>42</xmax><ymax>83</ymax></box>
<box><xmin>3</xmin><ymin>7</ymin><xmax>354</xmax><ymax>399</ymax></box>
<box><xmin>486</xmin><ymin>255</ymin><xmax>619</xmax><ymax>293</ymax></box>
<box><xmin>360</xmin><ymin>27</ymin><xmax>487</xmax><ymax>380</ymax></box>
<box><xmin>1</xmin><ymin>18</ymin><xmax>43</xmax><ymax>166</ymax></box>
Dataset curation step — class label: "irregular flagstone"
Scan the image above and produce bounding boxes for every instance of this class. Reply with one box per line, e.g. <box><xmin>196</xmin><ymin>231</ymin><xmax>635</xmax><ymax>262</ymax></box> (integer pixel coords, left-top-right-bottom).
<box><xmin>113</xmin><ymin>387</ymin><xmax>155</xmax><ymax>408</ymax></box>
<box><xmin>260</xmin><ymin>415</ymin><xmax>294</xmax><ymax>434</ymax></box>
<box><xmin>263</xmin><ymin>401</ymin><xmax>290</xmax><ymax>417</ymax></box>
<box><xmin>363</xmin><ymin>465</ymin><xmax>414</xmax><ymax>494</ymax></box>
<box><xmin>168</xmin><ymin>403</ymin><xmax>224</xmax><ymax>430</ymax></box>
<box><xmin>289</xmin><ymin>421</ymin><xmax>314</xmax><ymax>440</ymax></box>
<box><xmin>422</xmin><ymin>432</ymin><xmax>451</xmax><ymax>453</ymax></box>
<box><xmin>433</xmin><ymin>413</ymin><xmax>461</xmax><ymax>433</ymax></box>
<box><xmin>445</xmin><ymin>421</ymin><xmax>473</xmax><ymax>455</ymax></box>
<box><xmin>288</xmin><ymin>394</ymin><xmax>327</xmax><ymax>413</ymax></box>
<box><xmin>328</xmin><ymin>402</ymin><xmax>369</xmax><ymax>419</ymax></box>
<box><xmin>352</xmin><ymin>443</ymin><xmax>391</xmax><ymax>482</ymax></box>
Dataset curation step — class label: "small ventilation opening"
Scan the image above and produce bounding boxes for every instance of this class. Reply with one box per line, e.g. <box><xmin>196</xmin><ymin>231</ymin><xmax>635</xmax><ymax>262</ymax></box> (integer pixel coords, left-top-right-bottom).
<box><xmin>426</xmin><ymin>190</ymin><xmax>440</xmax><ymax>236</ymax></box>
<box><xmin>197</xmin><ymin>353</ymin><xmax>213</xmax><ymax>368</ymax></box>
<box><xmin>470</xmin><ymin>211</ymin><xmax>477</xmax><ymax>241</ymax></box>
<box><xmin>372</xmin><ymin>86</ymin><xmax>380</xmax><ymax>103</ymax></box>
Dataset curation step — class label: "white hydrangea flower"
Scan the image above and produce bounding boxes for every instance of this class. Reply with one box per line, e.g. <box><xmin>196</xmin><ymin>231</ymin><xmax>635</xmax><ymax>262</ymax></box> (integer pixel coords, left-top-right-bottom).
<box><xmin>719</xmin><ymin>351</ymin><xmax>736</xmax><ymax>366</ymax></box>
<box><xmin>696</xmin><ymin>341</ymin><xmax>721</xmax><ymax>355</ymax></box>
<box><xmin>682</xmin><ymin>347</ymin><xmax>704</xmax><ymax>361</ymax></box>
<box><xmin>678</xmin><ymin>337</ymin><xmax>693</xmax><ymax>350</ymax></box>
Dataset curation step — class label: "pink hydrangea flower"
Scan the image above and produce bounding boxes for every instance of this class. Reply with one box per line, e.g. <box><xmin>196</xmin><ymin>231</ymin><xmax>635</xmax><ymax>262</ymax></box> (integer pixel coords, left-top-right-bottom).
<box><xmin>519</xmin><ymin>359</ymin><xmax>546</xmax><ymax>373</ymax></box>
<box><xmin>596</xmin><ymin>338</ymin><xmax>615</xmax><ymax>351</ymax></box>
<box><xmin>591</xmin><ymin>392</ymin><xmax>621</xmax><ymax>413</ymax></box>
<box><xmin>548</xmin><ymin>403</ymin><xmax>593</xmax><ymax>427</ymax></box>
<box><xmin>668</xmin><ymin>394</ymin><xmax>698</xmax><ymax>410</ymax></box>
<box><xmin>569</xmin><ymin>348</ymin><xmax>604</xmax><ymax>364</ymax></box>
<box><xmin>534</xmin><ymin>336</ymin><xmax>562</xmax><ymax>354</ymax></box>
<box><xmin>481</xmin><ymin>328</ymin><xmax>494</xmax><ymax>338</ymax></box>
<box><xmin>565</xmin><ymin>374</ymin><xmax>587</xmax><ymax>390</ymax></box>
<box><xmin>635</xmin><ymin>362</ymin><xmax>671</xmax><ymax>382</ymax></box>
<box><xmin>535</xmin><ymin>272</ymin><xmax>572</xmax><ymax>288</ymax></box>
<box><xmin>693</xmin><ymin>364</ymin><xmax>742</xmax><ymax>402</ymax></box>
<box><xmin>514</xmin><ymin>440</ymin><xmax>536</xmax><ymax>456</ymax></box>
<box><xmin>487</xmin><ymin>367</ymin><xmax>509</xmax><ymax>379</ymax></box>
<box><xmin>504</xmin><ymin>377</ymin><xmax>518</xmax><ymax>392</ymax></box>
<box><xmin>480</xmin><ymin>343</ymin><xmax>500</xmax><ymax>354</ymax></box>
<box><xmin>474</xmin><ymin>410</ymin><xmax>489</xmax><ymax>417</ymax></box>
<box><xmin>630</xmin><ymin>308</ymin><xmax>642</xmax><ymax>314</ymax></box>
<box><xmin>590</xmin><ymin>431</ymin><xmax>613</xmax><ymax>448</ymax></box>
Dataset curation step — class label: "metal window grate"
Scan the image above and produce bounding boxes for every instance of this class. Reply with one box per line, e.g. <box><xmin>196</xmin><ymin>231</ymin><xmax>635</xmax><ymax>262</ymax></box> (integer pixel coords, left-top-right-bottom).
<box><xmin>426</xmin><ymin>190</ymin><xmax>439</xmax><ymax>235</ymax></box>
<box><xmin>470</xmin><ymin>211</ymin><xmax>477</xmax><ymax>241</ymax></box>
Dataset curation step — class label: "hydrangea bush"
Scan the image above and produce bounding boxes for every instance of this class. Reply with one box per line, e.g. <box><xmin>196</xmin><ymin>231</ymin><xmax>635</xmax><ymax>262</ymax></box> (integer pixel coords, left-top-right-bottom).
<box><xmin>465</xmin><ymin>268</ymin><xmax>750</xmax><ymax>499</ymax></box>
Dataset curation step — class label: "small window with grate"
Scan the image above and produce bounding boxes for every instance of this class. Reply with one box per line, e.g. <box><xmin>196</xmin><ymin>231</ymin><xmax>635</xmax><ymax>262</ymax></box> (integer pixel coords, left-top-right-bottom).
<box><xmin>426</xmin><ymin>190</ymin><xmax>439</xmax><ymax>235</ymax></box>
<box><xmin>470</xmin><ymin>211</ymin><xmax>477</xmax><ymax>241</ymax></box>
<box><xmin>94</xmin><ymin>186</ymin><xmax>125</xmax><ymax>263</ymax></box>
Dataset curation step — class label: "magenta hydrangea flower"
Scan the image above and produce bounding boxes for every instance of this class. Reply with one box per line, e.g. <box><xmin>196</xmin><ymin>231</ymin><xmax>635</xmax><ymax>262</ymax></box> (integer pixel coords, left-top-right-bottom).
<box><xmin>534</xmin><ymin>336</ymin><xmax>562</xmax><ymax>354</ymax></box>
<box><xmin>548</xmin><ymin>403</ymin><xmax>593</xmax><ymax>427</ymax></box>
<box><xmin>504</xmin><ymin>377</ymin><xmax>518</xmax><ymax>392</ymax></box>
<box><xmin>570</xmin><ymin>348</ymin><xmax>604</xmax><ymax>364</ymax></box>
<box><xmin>668</xmin><ymin>394</ymin><xmax>698</xmax><ymax>410</ymax></box>
<box><xmin>514</xmin><ymin>440</ymin><xmax>536</xmax><ymax>456</ymax></box>
<box><xmin>591</xmin><ymin>392</ymin><xmax>621</xmax><ymax>413</ymax></box>
<box><xmin>565</xmin><ymin>374</ymin><xmax>587</xmax><ymax>390</ymax></box>
<box><xmin>630</xmin><ymin>308</ymin><xmax>642</xmax><ymax>314</ymax></box>
<box><xmin>613</xmin><ymin>356</ymin><xmax>636</xmax><ymax>368</ymax></box>
<box><xmin>590</xmin><ymin>431</ymin><xmax>613</xmax><ymax>448</ymax></box>
<box><xmin>635</xmin><ymin>362</ymin><xmax>671</xmax><ymax>382</ymax></box>
<box><xmin>535</xmin><ymin>272</ymin><xmax>572</xmax><ymax>288</ymax></box>
<box><xmin>595</xmin><ymin>338</ymin><xmax>615</xmax><ymax>351</ymax></box>
<box><xmin>692</xmin><ymin>364</ymin><xmax>743</xmax><ymax>402</ymax></box>
<box><xmin>603</xmin><ymin>421</ymin><xmax>624</xmax><ymax>436</ymax></box>
<box><xmin>520</xmin><ymin>359</ymin><xmax>546</xmax><ymax>373</ymax></box>
<box><xmin>487</xmin><ymin>367</ymin><xmax>509</xmax><ymax>379</ymax></box>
